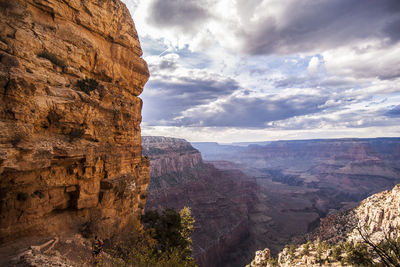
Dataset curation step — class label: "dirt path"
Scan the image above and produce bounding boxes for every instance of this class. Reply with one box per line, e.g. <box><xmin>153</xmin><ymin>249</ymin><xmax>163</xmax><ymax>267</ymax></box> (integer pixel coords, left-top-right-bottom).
<box><xmin>0</xmin><ymin>234</ymin><xmax>93</xmax><ymax>266</ymax></box>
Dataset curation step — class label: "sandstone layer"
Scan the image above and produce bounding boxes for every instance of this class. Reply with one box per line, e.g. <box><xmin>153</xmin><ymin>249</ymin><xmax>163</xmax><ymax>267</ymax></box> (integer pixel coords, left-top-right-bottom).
<box><xmin>142</xmin><ymin>136</ymin><xmax>202</xmax><ymax>178</ymax></box>
<box><xmin>143</xmin><ymin>136</ymin><xmax>259</xmax><ymax>267</ymax></box>
<box><xmin>0</xmin><ymin>0</ymin><xmax>149</xmax><ymax>242</ymax></box>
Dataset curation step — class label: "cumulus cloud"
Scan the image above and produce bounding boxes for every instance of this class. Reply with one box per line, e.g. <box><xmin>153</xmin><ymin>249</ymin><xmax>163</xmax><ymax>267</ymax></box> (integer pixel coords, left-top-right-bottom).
<box><xmin>307</xmin><ymin>56</ymin><xmax>320</xmax><ymax>75</ymax></box>
<box><xmin>385</xmin><ymin>105</ymin><xmax>400</xmax><ymax>117</ymax></box>
<box><xmin>146</xmin><ymin>53</ymin><xmax>180</xmax><ymax>73</ymax></box>
<box><xmin>128</xmin><ymin>0</ymin><xmax>400</xmax><ymax>55</ymax></box>
<box><xmin>147</xmin><ymin>0</ymin><xmax>210</xmax><ymax>32</ymax></box>
<box><xmin>239</xmin><ymin>0</ymin><xmax>400</xmax><ymax>55</ymax></box>
<box><xmin>323</xmin><ymin>41</ymin><xmax>400</xmax><ymax>80</ymax></box>
<box><xmin>142</xmin><ymin>70</ymin><xmax>240</xmax><ymax>125</ymax></box>
<box><xmin>122</xmin><ymin>0</ymin><xmax>400</xmax><ymax>141</ymax></box>
<box><xmin>266</xmin><ymin>106</ymin><xmax>400</xmax><ymax>131</ymax></box>
<box><xmin>178</xmin><ymin>93</ymin><xmax>329</xmax><ymax>127</ymax></box>
<box><xmin>383</xmin><ymin>17</ymin><xmax>400</xmax><ymax>43</ymax></box>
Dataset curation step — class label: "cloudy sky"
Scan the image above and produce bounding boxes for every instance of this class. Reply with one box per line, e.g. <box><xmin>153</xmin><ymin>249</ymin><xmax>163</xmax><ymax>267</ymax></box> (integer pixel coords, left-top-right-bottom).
<box><xmin>122</xmin><ymin>0</ymin><xmax>400</xmax><ymax>143</ymax></box>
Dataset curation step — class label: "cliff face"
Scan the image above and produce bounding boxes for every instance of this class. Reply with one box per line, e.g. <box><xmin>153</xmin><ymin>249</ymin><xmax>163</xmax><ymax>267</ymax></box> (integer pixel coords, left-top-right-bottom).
<box><xmin>143</xmin><ymin>136</ymin><xmax>258</xmax><ymax>267</ymax></box>
<box><xmin>350</xmin><ymin>184</ymin><xmax>400</xmax><ymax>242</ymax></box>
<box><xmin>247</xmin><ymin>184</ymin><xmax>400</xmax><ymax>267</ymax></box>
<box><xmin>0</xmin><ymin>0</ymin><xmax>149</xmax><ymax>242</ymax></box>
<box><xmin>193</xmin><ymin>138</ymin><xmax>400</xmax><ymax>264</ymax></box>
<box><xmin>142</xmin><ymin>136</ymin><xmax>202</xmax><ymax>177</ymax></box>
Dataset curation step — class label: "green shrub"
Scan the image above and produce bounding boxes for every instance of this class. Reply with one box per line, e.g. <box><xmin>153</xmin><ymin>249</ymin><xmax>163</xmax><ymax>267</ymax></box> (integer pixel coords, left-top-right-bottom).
<box><xmin>17</xmin><ymin>192</ymin><xmax>28</xmax><ymax>202</ymax></box>
<box><xmin>11</xmin><ymin>132</ymin><xmax>26</xmax><ymax>147</ymax></box>
<box><xmin>344</xmin><ymin>242</ymin><xmax>373</xmax><ymax>266</ymax></box>
<box><xmin>331</xmin><ymin>245</ymin><xmax>342</xmax><ymax>261</ymax></box>
<box><xmin>76</xmin><ymin>78</ymin><xmax>99</xmax><ymax>95</ymax></box>
<box><xmin>357</xmin><ymin>225</ymin><xmax>400</xmax><ymax>266</ymax></box>
<box><xmin>286</xmin><ymin>244</ymin><xmax>296</xmax><ymax>261</ymax></box>
<box><xmin>108</xmin><ymin>207</ymin><xmax>197</xmax><ymax>266</ymax></box>
<box><xmin>267</xmin><ymin>257</ymin><xmax>279</xmax><ymax>267</ymax></box>
<box><xmin>32</xmin><ymin>190</ymin><xmax>45</xmax><ymax>199</ymax></box>
<box><xmin>302</xmin><ymin>241</ymin><xmax>311</xmax><ymax>256</ymax></box>
<box><xmin>67</xmin><ymin>128</ymin><xmax>85</xmax><ymax>141</ymax></box>
<box><xmin>46</xmin><ymin>104</ymin><xmax>64</xmax><ymax>125</ymax></box>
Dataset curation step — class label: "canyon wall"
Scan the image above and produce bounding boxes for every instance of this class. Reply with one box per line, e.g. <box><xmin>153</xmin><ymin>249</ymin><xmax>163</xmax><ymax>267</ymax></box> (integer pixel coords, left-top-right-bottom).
<box><xmin>193</xmin><ymin>138</ymin><xmax>400</xmax><ymax>262</ymax></box>
<box><xmin>142</xmin><ymin>136</ymin><xmax>202</xmax><ymax>177</ymax></box>
<box><xmin>143</xmin><ymin>137</ymin><xmax>400</xmax><ymax>266</ymax></box>
<box><xmin>194</xmin><ymin>138</ymin><xmax>400</xmax><ymax>208</ymax></box>
<box><xmin>0</xmin><ymin>0</ymin><xmax>149</xmax><ymax>242</ymax></box>
<box><xmin>143</xmin><ymin>136</ymin><xmax>258</xmax><ymax>267</ymax></box>
<box><xmin>247</xmin><ymin>183</ymin><xmax>400</xmax><ymax>266</ymax></box>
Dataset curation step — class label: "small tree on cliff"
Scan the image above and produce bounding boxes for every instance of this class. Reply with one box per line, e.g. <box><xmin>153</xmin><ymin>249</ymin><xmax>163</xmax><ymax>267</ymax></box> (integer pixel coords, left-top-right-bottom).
<box><xmin>355</xmin><ymin>225</ymin><xmax>400</xmax><ymax>266</ymax></box>
<box><xmin>141</xmin><ymin>206</ymin><xmax>196</xmax><ymax>264</ymax></box>
<box><xmin>179</xmin><ymin>207</ymin><xmax>195</xmax><ymax>260</ymax></box>
<box><xmin>108</xmin><ymin>207</ymin><xmax>196</xmax><ymax>266</ymax></box>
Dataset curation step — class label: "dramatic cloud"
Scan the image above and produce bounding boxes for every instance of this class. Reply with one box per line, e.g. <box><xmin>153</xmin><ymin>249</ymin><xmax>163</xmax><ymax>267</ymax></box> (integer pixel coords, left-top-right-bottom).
<box><xmin>142</xmin><ymin>71</ymin><xmax>240</xmax><ymax>125</ymax></box>
<box><xmin>239</xmin><ymin>0</ymin><xmax>400</xmax><ymax>55</ymax></box>
<box><xmin>323</xmin><ymin>42</ymin><xmax>400</xmax><ymax>80</ymax></box>
<box><xmin>122</xmin><ymin>0</ymin><xmax>400</xmax><ymax>142</ymax></box>
<box><xmin>383</xmin><ymin>17</ymin><xmax>400</xmax><ymax>43</ymax></box>
<box><xmin>147</xmin><ymin>0</ymin><xmax>210</xmax><ymax>32</ymax></box>
<box><xmin>179</xmin><ymin>91</ymin><xmax>330</xmax><ymax>127</ymax></box>
<box><xmin>307</xmin><ymin>57</ymin><xmax>320</xmax><ymax>75</ymax></box>
<box><xmin>385</xmin><ymin>105</ymin><xmax>400</xmax><ymax>118</ymax></box>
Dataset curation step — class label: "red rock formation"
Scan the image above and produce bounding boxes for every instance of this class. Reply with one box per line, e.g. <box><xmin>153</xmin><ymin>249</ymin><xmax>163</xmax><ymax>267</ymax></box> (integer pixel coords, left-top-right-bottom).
<box><xmin>0</xmin><ymin>0</ymin><xmax>149</xmax><ymax>242</ymax></box>
<box><xmin>142</xmin><ymin>136</ymin><xmax>202</xmax><ymax>177</ymax></box>
<box><xmin>195</xmin><ymin>138</ymin><xmax>400</xmax><ymax>264</ymax></box>
<box><xmin>143</xmin><ymin>136</ymin><xmax>258</xmax><ymax>267</ymax></box>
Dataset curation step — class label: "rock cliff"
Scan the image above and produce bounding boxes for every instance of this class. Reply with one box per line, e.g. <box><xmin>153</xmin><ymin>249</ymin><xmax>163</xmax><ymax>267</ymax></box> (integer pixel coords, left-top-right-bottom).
<box><xmin>142</xmin><ymin>136</ymin><xmax>202</xmax><ymax>178</ymax></box>
<box><xmin>143</xmin><ymin>136</ymin><xmax>259</xmax><ymax>267</ymax></box>
<box><xmin>0</xmin><ymin>0</ymin><xmax>149</xmax><ymax>243</ymax></box>
<box><xmin>194</xmin><ymin>138</ymin><xmax>400</xmax><ymax>264</ymax></box>
<box><xmin>247</xmin><ymin>184</ymin><xmax>400</xmax><ymax>266</ymax></box>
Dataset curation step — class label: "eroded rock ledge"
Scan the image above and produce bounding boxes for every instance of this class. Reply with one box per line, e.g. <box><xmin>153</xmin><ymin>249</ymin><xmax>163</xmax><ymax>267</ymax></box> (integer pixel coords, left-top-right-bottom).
<box><xmin>0</xmin><ymin>0</ymin><xmax>149</xmax><ymax>242</ymax></box>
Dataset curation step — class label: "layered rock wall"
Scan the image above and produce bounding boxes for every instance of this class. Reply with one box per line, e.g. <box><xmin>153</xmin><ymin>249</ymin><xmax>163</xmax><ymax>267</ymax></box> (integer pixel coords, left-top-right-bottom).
<box><xmin>0</xmin><ymin>0</ymin><xmax>149</xmax><ymax>242</ymax></box>
<box><xmin>350</xmin><ymin>184</ymin><xmax>400</xmax><ymax>241</ymax></box>
<box><xmin>143</xmin><ymin>136</ymin><xmax>258</xmax><ymax>267</ymax></box>
<box><xmin>142</xmin><ymin>136</ymin><xmax>202</xmax><ymax>177</ymax></box>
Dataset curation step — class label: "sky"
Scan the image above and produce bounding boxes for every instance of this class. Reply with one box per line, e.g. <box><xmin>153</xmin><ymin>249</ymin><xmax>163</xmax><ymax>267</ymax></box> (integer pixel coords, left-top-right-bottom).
<box><xmin>122</xmin><ymin>0</ymin><xmax>400</xmax><ymax>143</ymax></box>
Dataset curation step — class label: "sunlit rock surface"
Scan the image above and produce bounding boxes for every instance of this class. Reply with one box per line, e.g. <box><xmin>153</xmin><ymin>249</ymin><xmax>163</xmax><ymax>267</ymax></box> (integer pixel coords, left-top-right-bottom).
<box><xmin>0</xmin><ymin>0</ymin><xmax>149</xmax><ymax>242</ymax></box>
<box><xmin>247</xmin><ymin>184</ymin><xmax>400</xmax><ymax>266</ymax></box>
